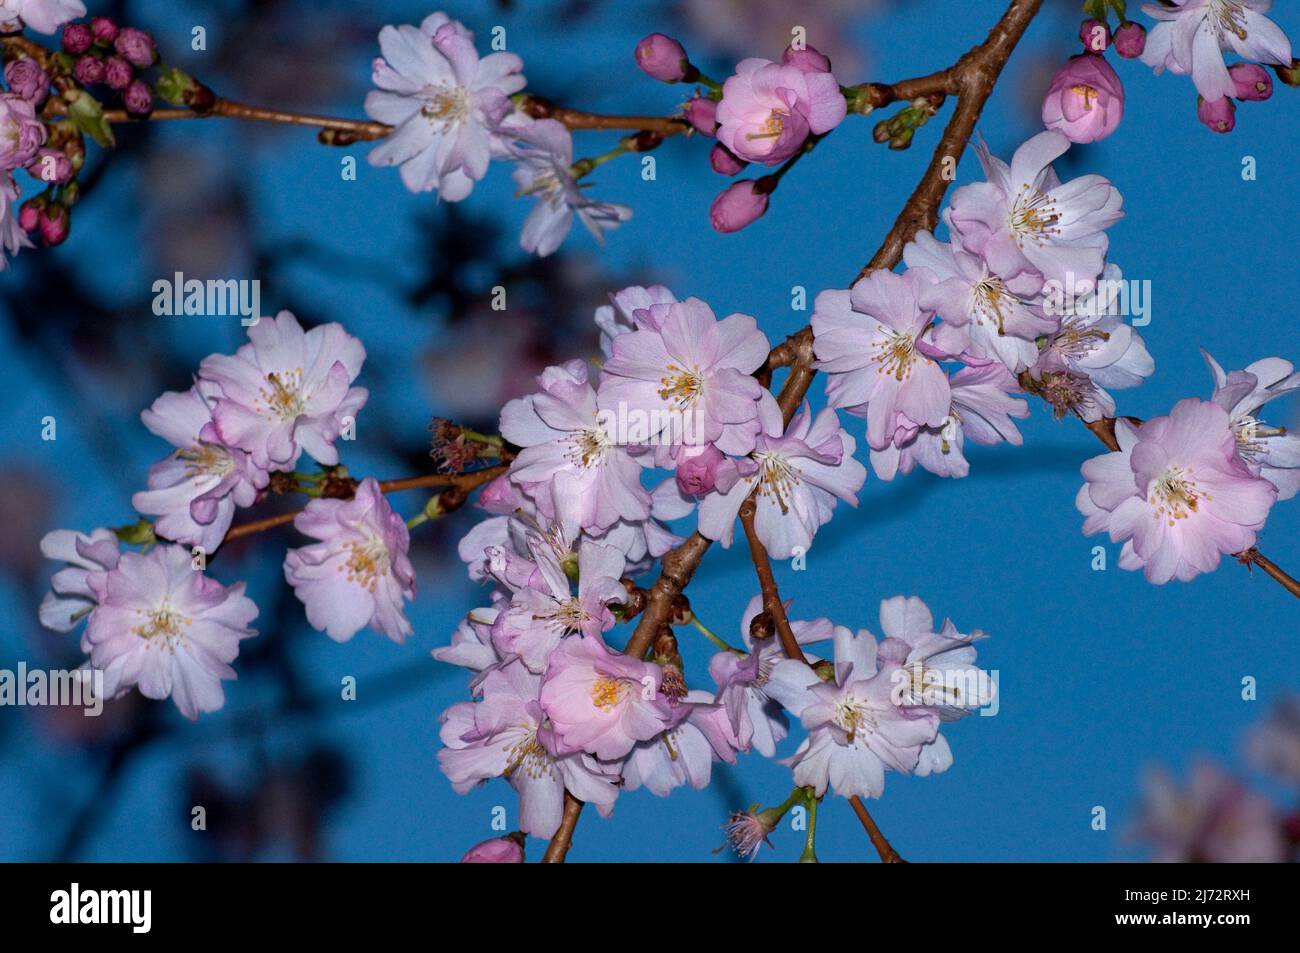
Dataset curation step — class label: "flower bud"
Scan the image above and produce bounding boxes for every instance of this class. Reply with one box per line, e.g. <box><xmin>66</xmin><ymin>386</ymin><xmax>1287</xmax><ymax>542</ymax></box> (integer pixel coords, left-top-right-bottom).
<box><xmin>872</xmin><ymin>119</ymin><xmax>890</xmax><ymax>143</ymax></box>
<box><xmin>1197</xmin><ymin>95</ymin><xmax>1235</xmax><ymax>133</ymax></box>
<box><xmin>0</xmin><ymin>95</ymin><xmax>47</xmax><ymax>170</ymax></box>
<box><xmin>90</xmin><ymin>16</ymin><xmax>119</xmax><ymax>45</ymax></box>
<box><xmin>708</xmin><ymin>142</ymin><xmax>747</xmax><ymax>176</ymax></box>
<box><xmin>749</xmin><ymin>610</ymin><xmax>775</xmax><ymax>642</ymax></box>
<box><xmin>782</xmin><ymin>44</ymin><xmax>832</xmax><ymax>73</ymax></box>
<box><xmin>30</xmin><ymin>148</ymin><xmax>72</xmax><ymax>184</ymax></box>
<box><xmin>681</xmin><ymin>92</ymin><xmax>717</xmax><ymax>136</ymax></box>
<box><xmin>114</xmin><ymin>28</ymin><xmax>157</xmax><ymax>68</ymax></box>
<box><xmin>459</xmin><ymin>834</ymin><xmax>524</xmax><ymax>863</ymax></box>
<box><xmin>709</xmin><ymin>179</ymin><xmax>769</xmax><ymax>233</ymax></box>
<box><xmin>1042</xmin><ymin>53</ymin><xmax>1124</xmax><ymax>143</ymax></box>
<box><xmin>61</xmin><ymin>23</ymin><xmax>92</xmax><ymax>54</ymax></box>
<box><xmin>889</xmin><ymin>127</ymin><xmax>914</xmax><ymax>150</ymax></box>
<box><xmin>676</xmin><ymin>443</ymin><xmax>728</xmax><ymax>494</ymax></box>
<box><xmin>38</xmin><ymin>204</ymin><xmax>69</xmax><ymax>246</ymax></box>
<box><xmin>1113</xmin><ymin>21</ymin><xmax>1147</xmax><ymax>59</ymax></box>
<box><xmin>1274</xmin><ymin>58</ymin><xmax>1300</xmax><ymax>87</ymax></box>
<box><xmin>669</xmin><ymin>593</ymin><xmax>692</xmax><ymax>627</ymax></box>
<box><xmin>4</xmin><ymin>58</ymin><xmax>48</xmax><ymax>105</ymax></box>
<box><xmin>1079</xmin><ymin>18</ymin><xmax>1110</xmax><ymax>53</ymax></box>
<box><xmin>18</xmin><ymin>198</ymin><xmax>41</xmax><ymax>232</ymax></box>
<box><xmin>635</xmin><ymin>33</ymin><xmax>690</xmax><ymax>83</ymax></box>
<box><xmin>103</xmin><ymin>55</ymin><xmax>132</xmax><ymax>91</ymax></box>
<box><xmin>124</xmin><ymin>78</ymin><xmax>153</xmax><ymax>115</ymax></box>
<box><xmin>73</xmin><ymin>55</ymin><xmax>105</xmax><ymax>86</ymax></box>
<box><xmin>1229</xmin><ymin>62</ymin><xmax>1272</xmax><ymax>101</ymax></box>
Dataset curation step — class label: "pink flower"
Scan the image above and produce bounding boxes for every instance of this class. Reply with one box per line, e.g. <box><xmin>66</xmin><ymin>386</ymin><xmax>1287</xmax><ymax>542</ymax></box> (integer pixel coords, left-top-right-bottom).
<box><xmin>709</xmin><ymin>179</ymin><xmax>769</xmax><ymax>232</ymax></box>
<box><xmin>904</xmin><ymin>228</ymin><xmax>1056</xmax><ymax>373</ymax></box>
<box><xmin>715</xmin><ymin>57</ymin><xmax>845</xmax><ymax>165</ymax></box>
<box><xmin>1141</xmin><ymin>0</ymin><xmax>1291</xmax><ymax>101</ymax></box>
<box><xmin>782</xmin><ymin>43</ymin><xmax>832</xmax><ymax>74</ymax></box>
<box><xmin>1042</xmin><ymin>54</ymin><xmax>1124</xmax><ymax>144</ymax></box>
<box><xmin>365</xmin><ymin>12</ymin><xmax>525</xmax><ymax>199</ymax></box>
<box><xmin>1133</xmin><ymin>761</ymin><xmax>1286</xmax><ymax>862</ymax></box>
<box><xmin>38</xmin><ymin>527</ymin><xmax>119</xmax><ymax>632</ymax></box>
<box><xmin>0</xmin><ymin>0</ymin><xmax>86</xmax><ymax>35</ymax></box>
<box><xmin>499</xmin><ymin>360</ymin><xmax>651</xmax><ymax>537</ymax></box>
<box><xmin>1076</xmin><ymin>398</ymin><xmax>1277</xmax><ymax>583</ymax></box>
<box><xmin>199</xmin><ymin>311</ymin><xmax>368</xmax><ymax>471</ymax></box>
<box><xmin>869</xmin><ymin>360</ymin><xmax>1029</xmax><ymax>481</ymax></box>
<box><xmin>284</xmin><ymin>478</ymin><xmax>416</xmax><ymax>643</ymax></box>
<box><xmin>764</xmin><ymin>624</ymin><xmax>939</xmax><ymax>800</ymax></box>
<box><xmin>634</xmin><ymin>33</ymin><xmax>690</xmax><ymax>82</ymax></box>
<box><xmin>1203</xmin><ymin>350</ymin><xmax>1300</xmax><ymax>500</ymax></box>
<box><xmin>599</xmin><ymin>296</ymin><xmax>769</xmax><ymax>455</ymax></box>
<box><xmin>438</xmin><ymin>661</ymin><xmax>621</xmax><ymax>838</ymax></box>
<box><xmin>697</xmin><ymin>402</ymin><xmax>866</xmax><ymax>558</ymax></box>
<box><xmin>489</xmin><ymin>538</ymin><xmax>626</xmax><ymax>673</ymax></box>
<box><xmin>83</xmin><ymin>545</ymin><xmax>258</xmax><ymax>720</ymax></box>
<box><xmin>811</xmin><ymin>269</ymin><xmax>953</xmax><ymax>450</ymax></box>
<box><xmin>4</xmin><ymin>58</ymin><xmax>48</xmax><ymax>104</ymax></box>
<box><xmin>132</xmin><ymin>387</ymin><xmax>269</xmax><ymax>553</ymax></box>
<box><xmin>0</xmin><ymin>93</ymin><xmax>46</xmax><ymax>170</ymax></box>
<box><xmin>709</xmin><ymin>594</ymin><xmax>833</xmax><ymax>756</ymax></box>
<box><xmin>460</xmin><ymin>835</ymin><xmax>524</xmax><ymax>863</ymax></box>
<box><xmin>947</xmin><ymin>130</ymin><xmax>1123</xmax><ymax>286</ymax></box>
<box><xmin>594</xmin><ymin>283</ymin><xmax>678</xmax><ymax>357</ymax></box>
<box><xmin>674</xmin><ymin>443</ymin><xmax>730</xmax><ymax>496</ymax></box>
<box><xmin>622</xmin><ymin>690</ymin><xmax>741</xmax><ymax>796</ymax></box>
<box><xmin>539</xmin><ymin>634</ymin><xmax>675</xmax><ymax>761</ymax></box>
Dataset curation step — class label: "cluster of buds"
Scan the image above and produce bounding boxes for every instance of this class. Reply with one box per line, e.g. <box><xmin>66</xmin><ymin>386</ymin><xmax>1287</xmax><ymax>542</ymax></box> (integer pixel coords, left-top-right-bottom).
<box><xmin>872</xmin><ymin>94</ymin><xmax>944</xmax><ymax>151</ymax></box>
<box><xmin>59</xmin><ymin>17</ymin><xmax>155</xmax><ymax>114</ymax></box>
<box><xmin>1197</xmin><ymin>62</ymin><xmax>1276</xmax><ymax>134</ymax></box>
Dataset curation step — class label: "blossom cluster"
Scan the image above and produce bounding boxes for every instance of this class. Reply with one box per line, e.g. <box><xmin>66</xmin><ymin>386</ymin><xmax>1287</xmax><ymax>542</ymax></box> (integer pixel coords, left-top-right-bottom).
<box><xmin>38</xmin><ymin>311</ymin><xmax>425</xmax><ymax>718</ymax></box>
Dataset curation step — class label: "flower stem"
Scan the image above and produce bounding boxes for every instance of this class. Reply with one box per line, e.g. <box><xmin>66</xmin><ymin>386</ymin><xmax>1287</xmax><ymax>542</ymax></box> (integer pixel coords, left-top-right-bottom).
<box><xmin>799</xmin><ymin>790</ymin><xmax>820</xmax><ymax>863</ymax></box>
<box><xmin>690</xmin><ymin>616</ymin><xmax>742</xmax><ymax>654</ymax></box>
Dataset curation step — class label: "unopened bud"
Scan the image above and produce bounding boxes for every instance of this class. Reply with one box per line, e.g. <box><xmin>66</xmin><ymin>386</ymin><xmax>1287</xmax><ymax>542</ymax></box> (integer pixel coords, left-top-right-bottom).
<box><xmin>749</xmin><ymin>610</ymin><xmax>775</xmax><ymax>642</ymax></box>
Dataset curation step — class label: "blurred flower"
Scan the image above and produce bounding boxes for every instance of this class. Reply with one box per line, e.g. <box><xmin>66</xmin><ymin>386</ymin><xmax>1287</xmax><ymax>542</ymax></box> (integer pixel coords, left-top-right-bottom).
<box><xmin>1133</xmin><ymin>761</ymin><xmax>1287</xmax><ymax>862</ymax></box>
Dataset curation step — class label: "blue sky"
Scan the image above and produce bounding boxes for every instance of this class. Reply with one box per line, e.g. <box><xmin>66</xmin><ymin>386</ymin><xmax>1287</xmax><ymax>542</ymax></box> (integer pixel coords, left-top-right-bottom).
<box><xmin>1</xmin><ymin>0</ymin><xmax>1298</xmax><ymax>862</ymax></box>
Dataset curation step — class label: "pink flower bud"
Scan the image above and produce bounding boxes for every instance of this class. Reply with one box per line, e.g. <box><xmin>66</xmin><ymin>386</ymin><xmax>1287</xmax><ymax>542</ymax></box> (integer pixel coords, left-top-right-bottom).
<box><xmin>114</xmin><ymin>28</ymin><xmax>156</xmax><ymax>68</ymax></box>
<box><xmin>103</xmin><ymin>55</ymin><xmax>132</xmax><ymax>90</ymax></box>
<box><xmin>635</xmin><ymin>33</ymin><xmax>690</xmax><ymax>82</ymax></box>
<box><xmin>459</xmin><ymin>836</ymin><xmax>524</xmax><ymax>863</ymax></box>
<box><xmin>73</xmin><ymin>55</ymin><xmax>105</xmax><ymax>85</ymax></box>
<box><xmin>1229</xmin><ymin>62</ymin><xmax>1272</xmax><ymax>101</ymax></box>
<box><xmin>1041</xmin><ymin>54</ymin><xmax>1124</xmax><ymax>143</ymax></box>
<box><xmin>709</xmin><ymin>142</ymin><xmax>747</xmax><ymax>175</ymax></box>
<box><xmin>90</xmin><ymin>16</ymin><xmax>119</xmax><ymax>45</ymax></box>
<box><xmin>1197</xmin><ymin>95</ymin><xmax>1236</xmax><ymax>133</ymax></box>
<box><xmin>4</xmin><ymin>58</ymin><xmax>48</xmax><ymax>105</ymax></box>
<box><xmin>709</xmin><ymin>179</ymin><xmax>769</xmax><ymax>233</ymax></box>
<box><xmin>1113</xmin><ymin>22</ymin><xmax>1147</xmax><ymax>59</ymax></box>
<box><xmin>30</xmin><ymin>148</ymin><xmax>72</xmax><ymax>184</ymax></box>
<box><xmin>61</xmin><ymin>23</ymin><xmax>92</xmax><ymax>55</ymax></box>
<box><xmin>123</xmin><ymin>78</ymin><xmax>153</xmax><ymax>114</ymax></box>
<box><xmin>682</xmin><ymin>92</ymin><xmax>717</xmax><ymax>136</ymax></box>
<box><xmin>18</xmin><ymin>199</ymin><xmax>40</xmax><ymax>232</ymax></box>
<box><xmin>1079</xmin><ymin>18</ymin><xmax>1110</xmax><ymax>52</ymax></box>
<box><xmin>675</xmin><ymin>444</ymin><xmax>727</xmax><ymax>496</ymax></box>
<box><xmin>782</xmin><ymin>44</ymin><xmax>832</xmax><ymax>73</ymax></box>
<box><xmin>38</xmin><ymin>204</ymin><xmax>68</xmax><ymax>246</ymax></box>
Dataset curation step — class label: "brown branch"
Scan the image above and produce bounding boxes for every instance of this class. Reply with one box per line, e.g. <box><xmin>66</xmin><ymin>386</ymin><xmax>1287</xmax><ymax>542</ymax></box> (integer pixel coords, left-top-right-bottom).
<box><xmin>541</xmin><ymin>791</ymin><xmax>584</xmax><ymax>863</ymax></box>
<box><xmin>738</xmin><ymin>499</ymin><xmax>805</xmax><ymax>664</ymax></box>
<box><xmin>849</xmin><ymin>795</ymin><xmax>907</xmax><ymax>863</ymax></box>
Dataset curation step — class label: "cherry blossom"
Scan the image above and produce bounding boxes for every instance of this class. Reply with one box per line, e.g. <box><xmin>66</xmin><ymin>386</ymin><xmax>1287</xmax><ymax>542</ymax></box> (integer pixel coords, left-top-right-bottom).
<box><xmin>365</xmin><ymin>12</ymin><xmax>525</xmax><ymax>198</ymax></box>
<box><xmin>715</xmin><ymin>56</ymin><xmax>846</xmax><ymax>165</ymax></box>
<box><xmin>38</xmin><ymin>527</ymin><xmax>119</xmax><ymax>632</ymax></box>
<box><xmin>1140</xmin><ymin>0</ymin><xmax>1292</xmax><ymax>102</ymax></box>
<box><xmin>0</xmin><ymin>0</ymin><xmax>85</xmax><ymax>34</ymax></box>
<box><xmin>621</xmin><ymin>690</ymin><xmax>741</xmax><ymax>797</ymax></box>
<box><xmin>284</xmin><ymin>477</ymin><xmax>416</xmax><ymax>643</ymax></box>
<box><xmin>82</xmin><ymin>544</ymin><xmax>258</xmax><ymax>720</ymax></box>
<box><xmin>1203</xmin><ymin>350</ymin><xmax>1300</xmax><ymax>499</ymax></box>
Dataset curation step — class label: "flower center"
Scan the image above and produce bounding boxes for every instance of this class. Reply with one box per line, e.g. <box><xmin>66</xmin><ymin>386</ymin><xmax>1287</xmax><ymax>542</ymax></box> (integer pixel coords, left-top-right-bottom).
<box><xmin>258</xmin><ymin>369</ymin><xmax>307</xmax><ymax>421</ymax></box>
<box><xmin>420</xmin><ymin>85</ymin><xmax>470</xmax><ymax>126</ymax></box>
<box><xmin>1233</xmin><ymin>416</ymin><xmax>1286</xmax><ymax>462</ymax></box>
<box><xmin>133</xmin><ymin>603</ymin><xmax>192</xmax><ymax>647</ymax></box>
<box><xmin>1037</xmin><ymin>368</ymin><xmax>1095</xmax><ymax>419</ymax></box>
<box><xmin>503</xmin><ymin>724</ymin><xmax>552</xmax><ymax>781</ymax></box>
<box><xmin>340</xmin><ymin>535</ymin><xmax>390</xmax><ymax>593</ymax></box>
<box><xmin>1051</xmin><ymin>318</ymin><xmax>1111</xmax><ymax>362</ymax></box>
<box><xmin>1209</xmin><ymin>0</ymin><xmax>1249</xmax><ymax>40</ymax></box>
<box><xmin>177</xmin><ymin>442</ymin><xmax>234</xmax><ymax>478</ymax></box>
<box><xmin>537</xmin><ymin>597</ymin><xmax>589</xmax><ymax>634</ymax></box>
<box><xmin>1150</xmin><ymin>466</ymin><xmax>1209</xmax><ymax>524</ymax></box>
<box><xmin>754</xmin><ymin>451</ymin><xmax>801</xmax><ymax>515</ymax></box>
<box><xmin>833</xmin><ymin>694</ymin><xmax>877</xmax><ymax>745</ymax></box>
<box><xmin>747</xmin><ymin>109</ymin><xmax>787</xmax><ymax>141</ymax></box>
<box><xmin>566</xmin><ymin>426</ymin><xmax>610</xmax><ymax>469</ymax></box>
<box><xmin>658</xmin><ymin>363</ymin><xmax>705</xmax><ymax>408</ymax></box>
<box><xmin>972</xmin><ymin>276</ymin><xmax>1013</xmax><ymax>334</ymax></box>
<box><xmin>1009</xmin><ymin>185</ymin><xmax>1060</xmax><ymax>247</ymax></box>
<box><xmin>590</xmin><ymin>674</ymin><xmax>629</xmax><ymax>712</ymax></box>
<box><xmin>872</xmin><ymin>329</ymin><xmax>919</xmax><ymax>380</ymax></box>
